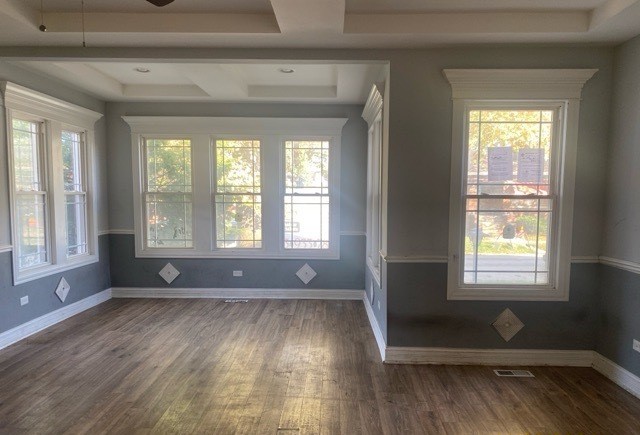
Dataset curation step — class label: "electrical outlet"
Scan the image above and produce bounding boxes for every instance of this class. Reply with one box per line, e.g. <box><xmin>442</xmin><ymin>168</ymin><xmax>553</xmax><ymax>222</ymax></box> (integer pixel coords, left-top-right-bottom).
<box><xmin>20</xmin><ymin>296</ymin><xmax>29</xmax><ymax>306</ymax></box>
<box><xmin>633</xmin><ymin>339</ymin><xmax>640</xmax><ymax>353</ymax></box>
<box><xmin>233</xmin><ymin>270</ymin><xmax>243</xmax><ymax>277</ymax></box>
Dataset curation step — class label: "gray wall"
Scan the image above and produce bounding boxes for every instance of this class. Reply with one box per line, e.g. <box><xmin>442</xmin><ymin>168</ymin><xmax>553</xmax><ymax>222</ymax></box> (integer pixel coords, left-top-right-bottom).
<box><xmin>597</xmin><ymin>35</ymin><xmax>640</xmax><ymax>377</ymax></box>
<box><xmin>0</xmin><ymin>61</ymin><xmax>111</xmax><ymax>334</ymax></box>
<box><xmin>106</xmin><ymin>101</ymin><xmax>367</xmax><ymax>290</ymax></box>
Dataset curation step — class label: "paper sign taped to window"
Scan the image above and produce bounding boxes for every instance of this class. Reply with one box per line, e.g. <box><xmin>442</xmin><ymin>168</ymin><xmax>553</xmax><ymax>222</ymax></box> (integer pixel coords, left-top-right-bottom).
<box><xmin>517</xmin><ymin>148</ymin><xmax>544</xmax><ymax>183</ymax></box>
<box><xmin>487</xmin><ymin>147</ymin><xmax>513</xmax><ymax>182</ymax></box>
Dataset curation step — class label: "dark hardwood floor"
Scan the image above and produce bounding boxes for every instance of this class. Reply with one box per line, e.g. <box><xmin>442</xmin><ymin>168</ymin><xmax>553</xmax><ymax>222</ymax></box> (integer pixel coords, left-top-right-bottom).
<box><xmin>0</xmin><ymin>298</ymin><xmax>639</xmax><ymax>434</ymax></box>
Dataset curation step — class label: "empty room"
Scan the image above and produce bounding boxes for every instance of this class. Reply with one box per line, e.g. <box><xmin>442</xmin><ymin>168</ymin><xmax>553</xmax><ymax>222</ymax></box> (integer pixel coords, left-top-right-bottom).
<box><xmin>0</xmin><ymin>0</ymin><xmax>640</xmax><ymax>433</ymax></box>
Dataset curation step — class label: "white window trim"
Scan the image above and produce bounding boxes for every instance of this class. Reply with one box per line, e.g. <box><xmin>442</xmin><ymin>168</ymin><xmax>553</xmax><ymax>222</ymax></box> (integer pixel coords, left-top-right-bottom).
<box><xmin>443</xmin><ymin>69</ymin><xmax>597</xmax><ymax>301</ymax></box>
<box><xmin>363</xmin><ymin>83</ymin><xmax>384</xmax><ymax>286</ymax></box>
<box><xmin>1</xmin><ymin>82</ymin><xmax>102</xmax><ymax>285</ymax></box>
<box><xmin>124</xmin><ymin>116</ymin><xmax>346</xmax><ymax>260</ymax></box>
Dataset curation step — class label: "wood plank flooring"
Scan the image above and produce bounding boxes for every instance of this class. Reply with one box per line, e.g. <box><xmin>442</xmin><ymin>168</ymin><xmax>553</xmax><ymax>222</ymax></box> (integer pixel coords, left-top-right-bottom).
<box><xmin>0</xmin><ymin>298</ymin><xmax>639</xmax><ymax>434</ymax></box>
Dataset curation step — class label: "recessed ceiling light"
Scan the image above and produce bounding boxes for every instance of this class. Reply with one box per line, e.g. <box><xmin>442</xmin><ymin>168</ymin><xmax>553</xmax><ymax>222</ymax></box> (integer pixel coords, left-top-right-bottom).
<box><xmin>279</xmin><ymin>68</ymin><xmax>295</xmax><ymax>74</ymax></box>
<box><xmin>135</xmin><ymin>67</ymin><xmax>150</xmax><ymax>73</ymax></box>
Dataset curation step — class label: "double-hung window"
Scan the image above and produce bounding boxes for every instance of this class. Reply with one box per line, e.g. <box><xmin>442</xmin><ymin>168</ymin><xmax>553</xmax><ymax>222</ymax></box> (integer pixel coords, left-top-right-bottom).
<box><xmin>142</xmin><ymin>138</ymin><xmax>193</xmax><ymax>249</ymax></box>
<box><xmin>3</xmin><ymin>82</ymin><xmax>102</xmax><ymax>284</ymax></box>
<box><xmin>444</xmin><ymin>69</ymin><xmax>596</xmax><ymax>301</ymax></box>
<box><xmin>126</xmin><ymin>117</ymin><xmax>346</xmax><ymax>259</ymax></box>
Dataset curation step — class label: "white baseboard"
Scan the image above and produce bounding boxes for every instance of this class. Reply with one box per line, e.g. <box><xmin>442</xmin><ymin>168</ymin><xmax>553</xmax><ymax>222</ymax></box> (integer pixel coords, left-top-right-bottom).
<box><xmin>592</xmin><ymin>353</ymin><xmax>640</xmax><ymax>399</ymax></box>
<box><xmin>111</xmin><ymin>287</ymin><xmax>365</xmax><ymax>300</ymax></box>
<box><xmin>0</xmin><ymin>288</ymin><xmax>112</xmax><ymax>351</ymax></box>
<box><xmin>363</xmin><ymin>293</ymin><xmax>386</xmax><ymax>361</ymax></box>
<box><xmin>384</xmin><ymin>347</ymin><xmax>594</xmax><ymax>367</ymax></box>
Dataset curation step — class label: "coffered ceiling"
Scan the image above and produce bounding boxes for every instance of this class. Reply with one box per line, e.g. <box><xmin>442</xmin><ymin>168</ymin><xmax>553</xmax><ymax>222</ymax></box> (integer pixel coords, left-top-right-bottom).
<box><xmin>0</xmin><ymin>0</ymin><xmax>638</xmax><ymax>48</ymax></box>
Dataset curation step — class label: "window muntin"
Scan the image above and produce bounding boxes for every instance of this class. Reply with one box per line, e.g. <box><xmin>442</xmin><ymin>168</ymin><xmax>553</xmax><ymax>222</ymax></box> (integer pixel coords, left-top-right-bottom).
<box><xmin>214</xmin><ymin>139</ymin><xmax>262</xmax><ymax>249</ymax></box>
<box><xmin>11</xmin><ymin>118</ymin><xmax>49</xmax><ymax>269</ymax></box>
<box><xmin>62</xmin><ymin>130</ymin><xmax>89</xmax><ymax>257</ymax></box>
<box><xmin>284</xmin><ymin>140</ymin><xmax>330</xmax><ymax>250</ymax></box>
<box><xmin>143</xmin><ymin>138</ymin><xmax>193</xmax><ymax>248</ymax></box>
<box><xmin>461</xmin><ymin>107</ymin><xmax>559</xmax><ymax>287</ymax></box>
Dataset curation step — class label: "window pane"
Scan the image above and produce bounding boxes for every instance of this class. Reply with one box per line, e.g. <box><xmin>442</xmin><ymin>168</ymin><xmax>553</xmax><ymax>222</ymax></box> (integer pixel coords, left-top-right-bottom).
<box><xmin>215</xmin><ymin>140</ymin><xmax>262</xmax><ymax>249</ymax></box>
<box><xmin>215</xmin><ymin>195</ymin><xmax>262</xmax><ymax>249</ymax></box>
<box><xmin>62</xmin><ymin>130</ymin><xmax>83</xmax><ymax>192</ymax></box>
<box><xmin>16</xmin><ymin>194</ymin><xmax>47</xmax><ymax>268</ymax></box>
<box><xmin>12</xmin><ymin>119</ymin><xmax>41</xmax><ymax>192</ymax></box>
<box><xmin>284</xmin><ymin>195</ymin><xmax>330</xmax><ymax>250</ymax></box>
<box><xmin>284</xmin><ymin>140</ymin><xmax>330</xmax><ymax>250</ymax></box>
<box><xmin>285</xmin><ymin>140</ymin><xmax>329</xmax><ymax>195</ymax></box>
<box><xmin>66</xmin><ymin>194</ymin><xmax>88</xmax><ymax>256</ymax></box>
<box><xmin>463</xmin><ymin>203</ymin><xmax>552</xmax><ymax>284</ymax></box>
<box><xmin>144</xmin><ymin>139</ymin><xmax>193</xmax><ymax>248</ymax></box>
<box><xmin>146</xmin><ymin>139</ymin><xmax>192</xmax><ymax>193</ymax></box>
<box><xmin>145</xmin><ymin>193</ymin><xmax>193</xmax><ymax>248</ymax></box>
<box><xmin>467</xmin><ymin>109</ymin><xmax>554</xmax><ymax>196</ymax></box>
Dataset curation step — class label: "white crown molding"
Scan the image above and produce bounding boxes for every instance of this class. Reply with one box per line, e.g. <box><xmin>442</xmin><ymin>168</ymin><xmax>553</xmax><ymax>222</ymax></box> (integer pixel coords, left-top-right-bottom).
<box><xmin>362</xmin><ymin>82</ymin><xmax>384</xmax><ymax>125</ymax></box>
<box><xmin>383</xmin><ymin>254</ymin><xmax>448</xmax><ymax>263</ymax></box>
<box><xmin>0</xmin><ymin>81</ymin><xmax>103</xmax><ymax>128</ymax></box>
<box><xmin>112</xmin><ymin>287</ymin><xmax>365</xmax><ymax>300</ymax></box>
<box><xmin>0</xmin><ymin>245</ymin><xmax>12</xmax><ymax>254</ymax></box>
<box><xmin>385</xmin><ymin>347</ymin><xmax>594</xmax><ymax>366</ymax></box>
<box><xmin>599</xmin><ymin>256</ymin><xmax>640</xmax><ymax>275</ymax></box>
<box><xmin>0</xmin><ymin>289</ymin><xmax>112</xmax><ymax>351</ymax></box>
<box><xmin>442</xmin><ymin>69</ymin><xmax>598</xmax><ymax>100</ymax></box>
<box><xmin>122</xmin><ymin>116</ymin><xmax>348</xmax><ymax>135</ymax></box>
<box><xmin>593</xmin><ymin>353</ymin><xmax>640</xmax><ymax>399</ymax></box>
<box><xmin>363</xmin><ymin>292</ymin><xmax>386</xmax><ymax>361</ymax></box>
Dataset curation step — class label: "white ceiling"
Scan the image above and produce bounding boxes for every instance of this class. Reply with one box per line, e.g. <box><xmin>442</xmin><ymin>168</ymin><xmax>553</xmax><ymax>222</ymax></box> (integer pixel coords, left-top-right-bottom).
<box><xmin>11</xmin><ymin>61</ymin><xmax>386</xmax><ymax>103</ymax></box>
<box><xmin>0</xmin><ymin>0</ymin><xmax>639</xmax><ymax>47</ymax></box>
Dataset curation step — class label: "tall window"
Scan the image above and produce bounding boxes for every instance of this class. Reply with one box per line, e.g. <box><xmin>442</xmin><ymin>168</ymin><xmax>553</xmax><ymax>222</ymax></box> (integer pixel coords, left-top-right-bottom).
<box><xmin>463</xmin><ymin>107</ymin><xmax>556</xmax><ymax>286</ymax></box>
<box><xmin>3</xmin><ymin>81</ymin><xmax>101</xmax><ymax>284</ymax></box>
<box><xmin>444</xmin><ymin>68</ymin><xmax>596</xmax><ymax>301</ymax></box>
<box><xmin>11</xmin><ymin>118</ymin><xmax>48</xmax><ymax>269</ymax></box>
<box><xmin>62</xmin><ymin>130</ymin><xmax>88</xmax><ymax>257</ymax></box>
<box><xmin>284</xmin><ymin>140</ymin><xmax>330</xmax><ymax>250</ymax></box>
<box><xmin>215</xmin><ymin>139</ymin><xmax>262</xmax><ymax>249</ymax></box>
<box><xmin>143</xmin><ymin>138</ymin><xmax>193</xmax><ymax>248</ymax></box>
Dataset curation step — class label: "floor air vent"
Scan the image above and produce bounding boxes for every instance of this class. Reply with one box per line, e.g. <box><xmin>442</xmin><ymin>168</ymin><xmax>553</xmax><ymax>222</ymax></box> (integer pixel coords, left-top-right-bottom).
<box><xmin>493</xmin><ymin>369</ymin><xmax>534</xmax><ymax>377</ymax></box>
<box><xmin>224</xmin><ymin>299</ymin><xmax>249</xmax><ymax>303</ymax></box>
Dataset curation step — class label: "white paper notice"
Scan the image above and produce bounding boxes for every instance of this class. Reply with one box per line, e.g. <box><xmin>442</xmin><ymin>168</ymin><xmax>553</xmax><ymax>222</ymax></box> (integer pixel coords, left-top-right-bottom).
<box><xmin>487</xmin><ymin>147</ymin><xmax>513</xmax><ymax>182</ymax></box>
<box><xmin>517</xmin><ymin>148</ymin><xmax>544</xmax><ymax>183</ymax></box>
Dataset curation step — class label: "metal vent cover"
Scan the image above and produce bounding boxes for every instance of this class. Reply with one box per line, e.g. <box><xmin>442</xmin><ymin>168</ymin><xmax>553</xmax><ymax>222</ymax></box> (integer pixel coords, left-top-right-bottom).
<box><xmin>493</xmin><ymin>369</ymin><xmax>534</xmax><ymax>377</ymax></box>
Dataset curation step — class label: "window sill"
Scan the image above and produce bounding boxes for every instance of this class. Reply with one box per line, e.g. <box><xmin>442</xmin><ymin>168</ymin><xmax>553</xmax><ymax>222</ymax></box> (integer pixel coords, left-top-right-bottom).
<box><xmin>14</xmin><ymin>254</ymin><xmax>99</xmax><ymax>286</ymax></box>
<box><xmin>134</xmin><ymin>249</ymin><xmax>340</xmax><ymax>261</ymax></box>
<box><xmin>447</xmin><ymin>286</ymin><xmax>569</xmax><ymax>302</ymax></box>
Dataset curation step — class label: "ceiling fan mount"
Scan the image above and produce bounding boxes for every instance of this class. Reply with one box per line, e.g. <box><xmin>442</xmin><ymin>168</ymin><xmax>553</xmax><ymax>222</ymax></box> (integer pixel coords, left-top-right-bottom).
<box><xmin>146</xmin><ymin>0</ymin><xmax>175</xmax><ymax>6</ymax></box>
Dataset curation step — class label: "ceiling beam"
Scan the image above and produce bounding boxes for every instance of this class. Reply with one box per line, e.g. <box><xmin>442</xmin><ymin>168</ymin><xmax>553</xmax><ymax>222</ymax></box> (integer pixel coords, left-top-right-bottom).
<box><xmin>270</xmin><ymin>0</ymin><xmax>345</xmax><ymax>33</ymax></box>
<box><xmin>41</xmin><ymin>12</ymin><xmax>279</xmax><ymax>33</ymax></box>
<box><xmin>0</xmin><ymin>0</ymin><xmax>39</xmax><ymax>28</ymax></box>
<box><xmin>344</xmin><ymin>12</ymin><xmax>589</xmax><ymax>34</ymax></box>
<box><xmin>589</xmin><ymin>0</ymin><xmax>639</xmax><ymax>29</ymax></box>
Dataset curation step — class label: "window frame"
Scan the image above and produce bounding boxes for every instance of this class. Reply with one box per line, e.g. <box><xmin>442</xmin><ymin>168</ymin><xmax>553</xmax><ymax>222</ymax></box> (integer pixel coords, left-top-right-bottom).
<box><xmin>2</xmin><ymin>82</ymin><xmax>102</xmax><ymax>285</ymax></box>
<box><xmin>444</xmin><ymin>69</ymin><xmax>597</xmax><ymax>301</ymax></box>
<box><xmin>362</xmin><ymin>83</ymin><xmax>384</xmax><ymax>286</ymax></box>
<box><xmin>126</xmin><ymin>117</ymin><xmax>346</xmax><ymax>260</ymax></box>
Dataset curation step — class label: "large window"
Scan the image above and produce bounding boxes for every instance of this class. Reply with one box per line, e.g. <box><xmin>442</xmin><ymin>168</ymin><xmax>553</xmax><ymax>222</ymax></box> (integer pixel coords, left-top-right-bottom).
<box><xmin>143</xmin><ymin>138</ymin><xmax>193</xmax><ymax>248</ymax></box>
<box><xmin>444</xmin><ymin>69</ymin><xmax>596</xmax><ymax>301</ymax></box>
<box><xmin>3</xmin><ymin>82</ymin><xmax>102</xmax><ymax>284</ymax></box>
<box><xmin>215</xmin><ymin>139</ymin><xmax>262</xmax><ymax>249</ymax></box>
<box><xmin>126</xmin><ymin>117</ymin><xmax>346</xmax><ymax>259</ymax></box>
<box><xmin>284</xmin><ymin>140</ymin><xmax>329</xmax><ymax>250</ymax></box>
